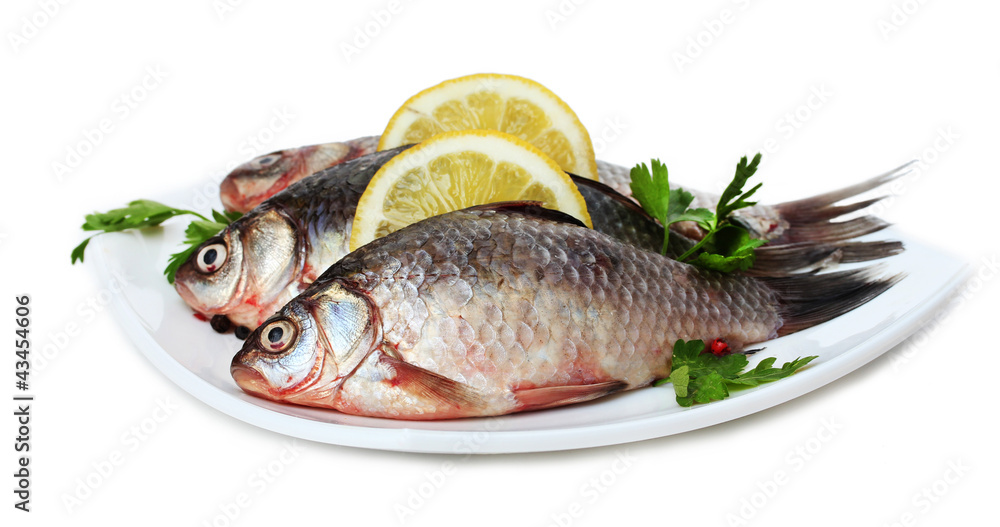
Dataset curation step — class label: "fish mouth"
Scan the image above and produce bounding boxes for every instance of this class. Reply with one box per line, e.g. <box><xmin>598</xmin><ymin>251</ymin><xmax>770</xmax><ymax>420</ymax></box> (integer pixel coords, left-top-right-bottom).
<box><xmin>173</xmin><ymin>278</ymin><xmax>203</xmax><ymax>313</ymax></box>
<box><xmin>230</xmin><ymin>361</ymin><xmax>271</xmax><ymax>398</ymax></box>
<box><xmin>219</xmin><ymin>174</ymin><xmax>248</xmax><ymax>213</ymax></box>
<box><xmin>173</xmin><ymin>272</ymin><xmax>234</xmax><ymax>320</ymax></box>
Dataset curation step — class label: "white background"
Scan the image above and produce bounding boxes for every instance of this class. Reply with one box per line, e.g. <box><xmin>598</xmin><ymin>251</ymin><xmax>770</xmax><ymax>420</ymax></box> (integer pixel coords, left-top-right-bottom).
<box><xmin>3</xmin><ymin>0</ymin><xmax>998</xmax><ymax>525</ymax></box>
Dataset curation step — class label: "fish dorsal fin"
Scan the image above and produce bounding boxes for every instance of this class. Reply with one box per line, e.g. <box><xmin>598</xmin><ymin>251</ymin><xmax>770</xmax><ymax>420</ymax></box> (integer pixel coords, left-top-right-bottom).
<box><xmin>513</xmin><ymin>380</ymin><xmax>628</xmax><ymax>412</ymax></box>
<box><xmin>376</xmin><ymin>354</ymin><xmax>484</xmax><ymax>411</ymax></box>
<box><xmin>462</xmin><ymin>201</ymin><xmax>587</xmax><ymax>228</ymax></box>
<box><xmin>569</xmin><ymin>174</ymin><xmax>657</xmax><ymax>223</ymax></box>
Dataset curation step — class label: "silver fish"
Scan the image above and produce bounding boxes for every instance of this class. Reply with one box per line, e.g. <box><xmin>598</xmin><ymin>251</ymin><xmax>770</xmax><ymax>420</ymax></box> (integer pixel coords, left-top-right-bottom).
<box><xmin>219</xmin><ymin>135</ymin><xmax>911</xmax><ymax>245</ymax></box>
<box><xmin>178</xmin><ymin>145</ymin><xmax>909</xmax><ymax>332</ymax></box>
<box><xmin>219</xmin><ymin>137</ymin><xmax>378</xmax><ymax>213</ymax></box>
<box><xmin>176</xmin><ymin>148</ymin><xmax>404</xmax><ymax>329</ymax></box>
<box><xmin>231</xmin><ymin>204</ymin><xmax>900</xmax><ymax>419</ymax></box>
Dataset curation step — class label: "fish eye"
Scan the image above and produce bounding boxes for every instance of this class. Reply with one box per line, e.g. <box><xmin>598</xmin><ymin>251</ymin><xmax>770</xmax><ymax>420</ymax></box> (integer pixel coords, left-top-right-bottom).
<box><xmin>196</xmin><ymin>243</ymin><xmax>228</xmax><ymax>273</ymax></box>
<box><xmin>256</xmin><ymin>155</ymin><xmax>279</xmax><ymax>167</ymax></box>
<box><xmin>260</xmin><ymin>319</ymin><xmax>296</xmax><ymax>353</ymax></box>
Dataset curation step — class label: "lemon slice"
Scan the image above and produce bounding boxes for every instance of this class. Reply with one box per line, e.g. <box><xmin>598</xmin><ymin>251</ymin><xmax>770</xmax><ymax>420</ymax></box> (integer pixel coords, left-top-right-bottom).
<box><xmin>378</xmin><ymin>73</ymin><xmax>599</xmax><ymax>181</ymax></box>
<box><xmin>351</xmin><ymin>130</ymin><xmax>592</xmax><ymax>251</ymax></box>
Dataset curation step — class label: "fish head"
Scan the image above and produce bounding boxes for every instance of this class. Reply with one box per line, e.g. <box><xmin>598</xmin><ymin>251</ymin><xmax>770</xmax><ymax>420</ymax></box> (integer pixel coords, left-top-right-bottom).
<box><xmin>230</xmin><ymin>281</ymin><xmax>380</xmax><ymax>408</ymax></box>
<box><xmin>174</xmin><ymin>208</ymin><xmax>302</xmax><ymax>327</ymax></box>
<box><xmin>220</xmin><ymin>143</ymin><xmax>354</xmax><ymax>213</ymax></box>
<box><xmin>220</xmin><ymin>148</ymin><xmax>304</xmax><ymax>213</ymax></box>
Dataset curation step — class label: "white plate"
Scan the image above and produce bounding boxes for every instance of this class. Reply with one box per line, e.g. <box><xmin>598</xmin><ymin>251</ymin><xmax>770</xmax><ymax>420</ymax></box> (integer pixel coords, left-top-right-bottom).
<box><xmin>89</xmin><ymin>200</ymin><xmax>969</xmax><ymax>454</ymax></box>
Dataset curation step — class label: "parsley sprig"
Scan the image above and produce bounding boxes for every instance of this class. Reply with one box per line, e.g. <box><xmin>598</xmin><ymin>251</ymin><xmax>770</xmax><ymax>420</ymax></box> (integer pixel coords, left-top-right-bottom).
<box><xmin>630</xmin><ymin>154</ymin><xmax>767</xmax><ymax>272</ymax></box>
<box><xmin>71</xmin><ymin>200</ymin><xmax>241</xmax><ymax>284</ymax></box>
<box><xmin>655</xmin><ymin>339</ymin><xmax>817</xmax><ymax>407</ymax></box>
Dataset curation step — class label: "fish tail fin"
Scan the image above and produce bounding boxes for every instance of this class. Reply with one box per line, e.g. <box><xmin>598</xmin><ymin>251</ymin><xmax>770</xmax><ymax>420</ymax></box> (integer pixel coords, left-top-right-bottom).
<box><xmin>837</xmin><ymin>240</ymin><xmax>905</xmax><ymax>263</ymax></box>
<box><xmin>769</xmin><ymin>161</ymin><xmax>916</xmax><ymax>244</ymax></box>
<box><xmin>776</xmin><ymin>215</ymin><xmax>892</xmax><ymax>244</ymax></box>
<box><xmin>777</xmin><ymin>197</ymin><xmax>884</xmax><ymax>223</ymax></box>
<box><xmin>762</xmin><ymin>266</ymin><xmax>904</xmax><ymax>336</ymax></box>
<box><xmin>746</xmin><ymin>240</ymin><xmax>904</xmax><ymax>277</ymax></box>
<box><xmin>774</xmin><ymin>161</ymin><xmax>916</xmax><ymax>219</ymax></box>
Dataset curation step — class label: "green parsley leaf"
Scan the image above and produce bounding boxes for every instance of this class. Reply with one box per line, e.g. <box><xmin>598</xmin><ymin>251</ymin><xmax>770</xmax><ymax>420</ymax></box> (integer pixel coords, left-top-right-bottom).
<box><xmin>628</xmin><ymin>153</ymin><xmax>768</xmax><ymax>272</ymax></box>
<box><xmin>212</xmin><ymin>209</ymin><xmax>243</xmax><ymax>224</ymax></box>
<box><xmin>629</xmin><ymin>160</ymin><xmax>672</xmax><ymax>225</ymax></box>
<box><xmin>680</xmin><ymin>371</ymin><xmax>729</xmax><ymax>406</ymax></box>
<box><xmin>72</xmin><ymin>199</ymin><xmax>241</xmax><ymax>285</ymax></box>
<box><xmin>70</xmin><ymin>237</ymin><xmax>92</xmax><ymax>265</ymax></box>
<box><xmin>666</xmin><ymin>365</ymin><xmax>690</xmax><ymax>397</ymax></box>
<box><xmin>670</xmin><ymin>338</ymin><xmax>746</xmax><ymax>375</ymax></box>
<box><xmin>716</xmin><ymin>153</ymin><xmax>763</xmax><ymax>220</ymax></box>
<box><xmin>657</xmin><ymin>339</ymin><xmax>817</xmax><ymax>407</ymax></box>
<box><xmin>630</xmin><ymin>160</ymin><xmax>714</xmax><ymax>255</ymax></box>
<box><xmin>669</xmin><ymin>338</ymin><xmax>704</xmax><ymax>363</ymax></box>
<box><xmin>72</xmin><ymin>200</ymin><xmax>208</xmax><ymax>264</ymax></box>
<box><xmin>728</xmin><ymin>356</ymin><xmax>818</xmax><ymax>387</ymax></box>
<box><xmin>80</xmin><ymin>199</ymin><xmax>204</xmax><ymax>234</ymax></box>
<box><xmin>687</xmin><ymin>225</ymin><xmax>768</xmax><ymax>273</ymax></box>
<box><xmin>667</xmin><ymin>187</ymin><xmax>715</xmax><ymax>229</ymax></box>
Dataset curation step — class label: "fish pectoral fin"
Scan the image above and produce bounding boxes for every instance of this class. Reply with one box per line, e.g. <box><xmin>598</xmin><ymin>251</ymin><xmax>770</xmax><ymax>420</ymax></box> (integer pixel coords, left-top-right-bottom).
<box><xmin>513</xmin><ymin>381</ymin><xmax>628</xmax><ymax>412</ymax></box>
<box><xmin>377</xmin><ymin>354</ymin><xmax>484</xmax><ymax>410</ymax></box>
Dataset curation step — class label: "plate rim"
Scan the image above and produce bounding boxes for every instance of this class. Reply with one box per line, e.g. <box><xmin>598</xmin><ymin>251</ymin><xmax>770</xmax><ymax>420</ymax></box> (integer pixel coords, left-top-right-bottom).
<box><xmin>90</xmin><ymin>229</ymin><xmax>970</xmax><ymax>454</ymax></box>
